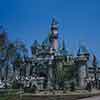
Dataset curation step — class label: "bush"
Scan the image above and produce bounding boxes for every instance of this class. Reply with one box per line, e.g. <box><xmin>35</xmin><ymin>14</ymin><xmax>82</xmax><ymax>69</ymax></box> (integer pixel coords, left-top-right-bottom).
<box><xmin>12</xmin><ymin>81</ymin><xmax>19</xmax><ymax>89</ymax></box>
<box><xmin>70</xmin><ymin>81</ymin><xmax>75</xmax><ymax>91</ymax></box>
<box><xmin>12</xmin><ymin>81</ymin><xmax>24</xmax><ymax>89</ymax></box>
<box><xmin>24</xmin><ymin>85</ymin><xmax>37</xmax><ymax>93</ymax></box>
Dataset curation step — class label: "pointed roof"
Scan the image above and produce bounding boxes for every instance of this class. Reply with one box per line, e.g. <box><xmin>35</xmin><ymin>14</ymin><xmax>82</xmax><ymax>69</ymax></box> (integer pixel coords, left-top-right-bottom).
<box><xmin>51</xmin><ymin>17</ymin><xmax>58</xmax><ymax>30</ymax></box>
<box><xmin>32</xmin><ymin>40</ymin><xmax>40</xmax><ymax>48</ymax></box>
<box><xmin>93</xmin><ymin>54</ymin><xmax>97</xmax><ymax>64</ymax></box>
<box><xmin>42</xmin><ymin>32</ymin><xmax>52</xmax><ymax>47</ymax></box>
<box><xmin>77</xmin><ymin>45</ymin><xmax>89</xmax><ymax>56</ymax></box>
<box><xmin>51</xmin><ymin>17</ymin><xmax>58</xmax><ymax>26</ymax></box>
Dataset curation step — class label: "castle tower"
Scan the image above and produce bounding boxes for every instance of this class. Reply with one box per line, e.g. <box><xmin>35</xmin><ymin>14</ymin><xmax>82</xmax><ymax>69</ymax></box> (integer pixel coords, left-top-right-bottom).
<box><xmin>51</xmin><ymin>18</ymin><xmax>58</xmax><ymax>50</ymax></box>
<box><xmin>76</xmin><ymin>45</ymin><xmax>90</xmax><ymax>88</ymax></box>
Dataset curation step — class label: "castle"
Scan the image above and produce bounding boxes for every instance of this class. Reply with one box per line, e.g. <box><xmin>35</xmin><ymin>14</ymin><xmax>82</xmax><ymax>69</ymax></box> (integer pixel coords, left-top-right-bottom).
<box><xmin>0</xmin><ymin>18</ymin><xmax>100</xmax><ymax>90</ymax></box>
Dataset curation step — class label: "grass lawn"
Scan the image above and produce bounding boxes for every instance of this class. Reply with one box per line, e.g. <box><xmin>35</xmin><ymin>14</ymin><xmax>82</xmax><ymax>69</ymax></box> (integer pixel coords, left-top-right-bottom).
<box><xmin>0</xmin><ymin>94</ymin><xmax>21</xmax><ymax>100</ymax></box>
<box><xmin>0</xmin><ymin>95</ymin><xmax>17</xmax><ymax>100</ymax></box>
<box><xmin>0</xmin><ymin>96</ymin><xmax>8</xmax><ymax>100</ymax></box>
<box><xmin>0</xmin><ymin>89</ymin><xmax>23</xmax><ymax>100</ymax></box>
<box><xmin>0</xmin><ymin>90</ymin><xmax>100</xmax><ymax>100</ymax></box>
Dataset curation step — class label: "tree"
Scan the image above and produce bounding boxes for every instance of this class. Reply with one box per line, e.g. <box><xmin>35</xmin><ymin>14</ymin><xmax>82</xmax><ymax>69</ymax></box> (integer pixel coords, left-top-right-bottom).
<box><xmin>5</xmin><ymin>43</ymin><xmax>17</xmax><ymax>80</ymax></box>
<box><xmin>0</xmin><ymin>26</ymin><xmax>8</xmax><ymax>81</ymax></box>
<box><xmin>54</xmin><ymin>55</ymin><xmax>77</xmax><ymax>90</ymax></box>
<box><xmin>14</xmin><ymin>40</ymin><xmax>28</xmax><ymax>78</ymax></box>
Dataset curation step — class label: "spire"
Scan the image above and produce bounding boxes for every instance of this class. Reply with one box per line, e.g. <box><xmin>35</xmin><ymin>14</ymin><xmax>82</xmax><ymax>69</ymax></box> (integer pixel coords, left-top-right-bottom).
<box><xmin>93</xmin><ymin>54</ymin><xmax>96</xmax><ymax>65</ymax></box>
<box><xmin>51</xmin><ymin>17</ymin><xmax>58</xmax><ymax>26</ymax></box>
<box><xmin>51</xmin><ymin>17</ymin><xmax>58</xmax><ymax>33</ymax></box>
<box><xmin>51</xmin><ymin>17</ymin><xmax>58</xmax><ymax>50</ymax></box>
<box><xmin>62</xmin><ymin>34</ymin><xmax>66</xmax><ymax>50</ymax></box>
<box><xmin>48</xmin><ymin>32</ymin><xmax>52</xmax><ymax>43</ymax></box>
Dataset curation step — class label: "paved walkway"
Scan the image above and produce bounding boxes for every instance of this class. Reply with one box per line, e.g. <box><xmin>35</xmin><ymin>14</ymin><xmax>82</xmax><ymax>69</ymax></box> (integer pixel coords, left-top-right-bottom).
<box><xmin>78</xmin><ymin>96</ymin><xmax>100</xmax><ymax>100</ymax></box>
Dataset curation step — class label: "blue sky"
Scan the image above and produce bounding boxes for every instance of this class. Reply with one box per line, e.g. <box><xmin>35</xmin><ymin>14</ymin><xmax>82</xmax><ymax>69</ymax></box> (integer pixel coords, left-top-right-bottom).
<box><xmin>0</xmin><ymin>0</ymin><xmax>100</xmax><ymax>58</ymax></box>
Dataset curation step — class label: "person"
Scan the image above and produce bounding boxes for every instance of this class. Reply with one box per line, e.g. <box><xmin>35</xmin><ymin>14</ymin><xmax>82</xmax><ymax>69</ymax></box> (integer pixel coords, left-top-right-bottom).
<box><xmin>86</xmin><ymin>80</ymin><xmax>92</xmax><ymax>92</ymax></box>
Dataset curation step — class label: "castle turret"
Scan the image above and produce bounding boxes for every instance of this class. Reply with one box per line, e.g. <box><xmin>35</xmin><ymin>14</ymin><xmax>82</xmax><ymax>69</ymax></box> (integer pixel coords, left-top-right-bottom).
<box><xmin>75</xmin><ymin>45</ymin><xmax>90</xmax><ymax>88</ymax></box>
<box><xmin>51</xmin><ymin>18</ymin><xmax>58</xmax><ymax>50</ymax></box>
<box><xmin>77</xmin><ymin>45</ymin><xmax>89</xmax><ymax>63</ymax></box>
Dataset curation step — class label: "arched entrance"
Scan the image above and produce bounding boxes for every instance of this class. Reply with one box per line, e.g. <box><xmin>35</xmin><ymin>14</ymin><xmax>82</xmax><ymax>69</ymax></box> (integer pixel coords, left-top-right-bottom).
<box><xmin>37</xmin><ymin>71</ymin><xmax>48</xmax><ymax>89</ymax></box>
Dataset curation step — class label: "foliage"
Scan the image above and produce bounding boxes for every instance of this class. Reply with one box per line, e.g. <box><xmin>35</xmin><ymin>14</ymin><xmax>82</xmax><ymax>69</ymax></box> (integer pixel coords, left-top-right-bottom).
<box><xmin>24</xmin><ymin>85</ymin><xmax>37</xmax><ymax>93</ymax></box>
<box><xmin>70</xmin><ymin>81</ymin><xmax>75</xmax><ymax>91</ymax></box>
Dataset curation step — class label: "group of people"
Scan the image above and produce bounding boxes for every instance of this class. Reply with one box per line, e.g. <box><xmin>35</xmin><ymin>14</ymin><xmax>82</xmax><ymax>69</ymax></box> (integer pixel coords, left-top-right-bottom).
<box><xmin>85</xmin><ymin>78</ymin><xmax>100</xmax><ymax>92</ymax></box>
<box><xmin>86</xmin><ymin>80</ymin><xmax>92</xmax><ymax>92</ymax></box>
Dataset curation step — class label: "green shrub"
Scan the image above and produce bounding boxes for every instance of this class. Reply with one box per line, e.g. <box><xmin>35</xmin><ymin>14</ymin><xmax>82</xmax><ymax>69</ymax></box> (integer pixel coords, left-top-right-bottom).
<box><xmin>24</xmin><ymin>85</ymin><xmax>37</xmax><ymax>93</ymax></box>
<box><xmin>70</xmin><ymin>81</ymin><xmax>75</xmax><ymax>91</ymax></box>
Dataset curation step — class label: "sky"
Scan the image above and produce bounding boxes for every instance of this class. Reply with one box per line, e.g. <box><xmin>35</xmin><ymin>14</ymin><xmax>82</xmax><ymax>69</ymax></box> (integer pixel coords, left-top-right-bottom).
<box><xmin>0</xmin><ymin>0</ymin><xmax>100</xmax><ymax>58</ymax></box>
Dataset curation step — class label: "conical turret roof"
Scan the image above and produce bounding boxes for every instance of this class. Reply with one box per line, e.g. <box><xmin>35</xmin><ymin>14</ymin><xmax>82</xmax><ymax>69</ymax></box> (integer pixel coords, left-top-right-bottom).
<box><xmin>77</xmin><ymin>45</ymin><xmax>89</xmax><ymax>56</ymax></box>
